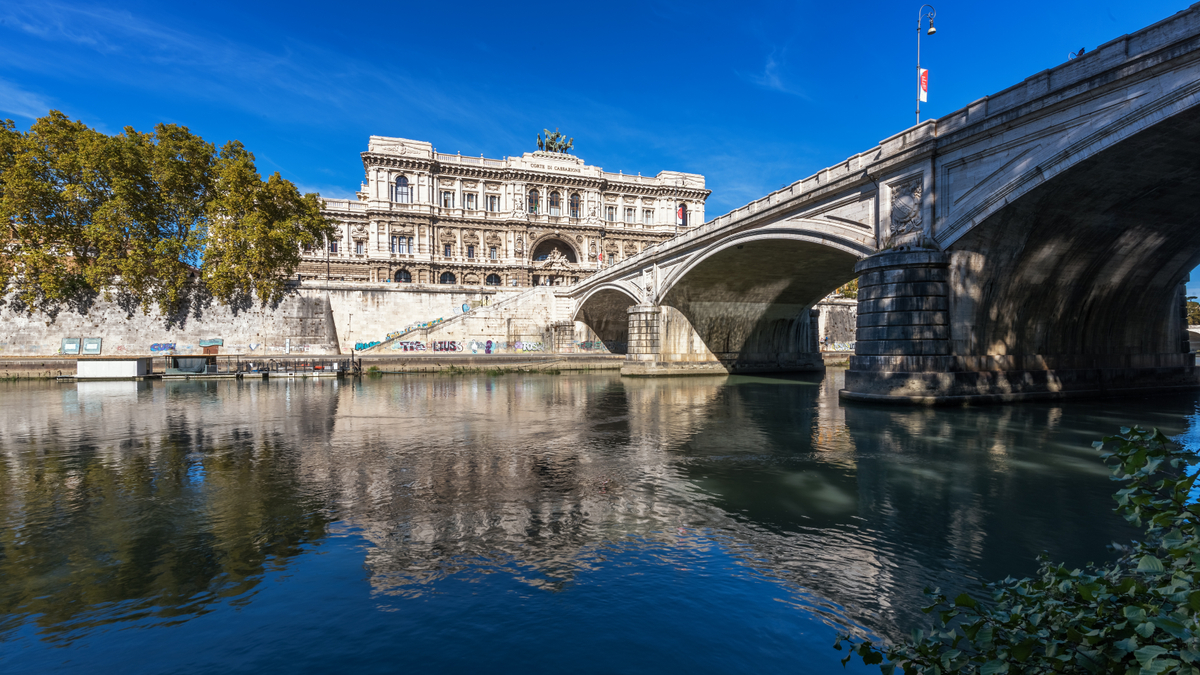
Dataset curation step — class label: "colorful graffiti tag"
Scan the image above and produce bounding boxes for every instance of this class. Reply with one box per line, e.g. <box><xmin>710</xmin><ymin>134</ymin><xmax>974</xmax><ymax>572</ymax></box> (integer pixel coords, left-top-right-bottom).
<box><xmin>149</xmin><ymin>343</ymin><xmax>176</xmax><ymax>352</ymax></box>
<box><xmin>433</xmin><ymin>341</ymin><xmax>463</xmax><ymax>352</ymax></box>
<box><xmin>512</xmin><ymin>341</ymin><xmax>544</xmax><ymax>352</ymax></box>
<box><xmin>354</xmin><ymin>341</ymin><xmax>382</xmax><ymax>351</ymax></box>
<box><xmin>392</xmin><ymin>341</ymin><xmax>427</xmax><ymax>352</ymax></box>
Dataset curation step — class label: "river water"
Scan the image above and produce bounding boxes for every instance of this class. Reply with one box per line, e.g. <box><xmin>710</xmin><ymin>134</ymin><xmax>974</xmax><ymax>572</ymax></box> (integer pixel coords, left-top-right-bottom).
<box><xmin>1</xmin><ymin>369</ymin><xmax>1197</xmax><ymax>674</ymax></box>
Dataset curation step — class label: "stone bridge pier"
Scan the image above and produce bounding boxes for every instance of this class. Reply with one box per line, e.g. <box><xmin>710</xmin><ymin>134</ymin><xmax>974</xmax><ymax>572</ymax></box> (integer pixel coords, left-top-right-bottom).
<box><xmin>621</xmin><ymin>302</ymin><xmax>821</xmax><ymax>376</ymax></box>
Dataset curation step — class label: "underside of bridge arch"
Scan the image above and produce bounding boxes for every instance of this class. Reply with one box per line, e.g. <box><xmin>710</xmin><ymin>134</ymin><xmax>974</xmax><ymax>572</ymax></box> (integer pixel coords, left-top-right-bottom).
<box><xmin>847</xmin><ymin>105</ymin><xmax>1200</xmax><ymax>402</ymax></box>
<box><xmin>639</xmin><ymin>238</ymin><xmax>860</xmax><ymax>374</ymax></box>
<box><xmin>951</xmin><ymin>104</ymin><xmax>1200</xmax><ymax>360</ymax></box>
<box><xmin>573</xmin><ymin>288</ymin><xmax>636</xmax><ymax>354</ymax></box>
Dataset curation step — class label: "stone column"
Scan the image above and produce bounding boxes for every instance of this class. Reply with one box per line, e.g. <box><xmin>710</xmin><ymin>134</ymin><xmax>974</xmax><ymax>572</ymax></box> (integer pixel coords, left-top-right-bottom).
<box><xmin>623</xmin><ymin>305</ymin><xmax>662</xmax><ymax>372</ymax></box>
<box><xmin>842</xmin><ymin>249</ymin><xmax>951</xmax><ymax>401</ymax></box>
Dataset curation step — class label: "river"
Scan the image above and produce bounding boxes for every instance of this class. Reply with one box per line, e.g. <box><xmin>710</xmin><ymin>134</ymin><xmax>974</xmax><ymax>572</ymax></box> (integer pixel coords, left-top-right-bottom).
<box><xmin>1</xmin><ymin>369</ymin><xmax>1196</xmax><ymax>673</ymax></box>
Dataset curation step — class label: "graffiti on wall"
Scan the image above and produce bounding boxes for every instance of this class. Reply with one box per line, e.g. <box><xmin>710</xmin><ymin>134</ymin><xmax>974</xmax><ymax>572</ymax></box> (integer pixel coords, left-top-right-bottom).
<box><xmin>355</xmin><ymin>341</ymin><xmax>382</xmax><ymax>351</ymax></box>
<box><xmin>149</xmin><ymin>343</ymin><xmax>176</xmax><ymax>352</ymax></box>
<box><xmin>392</xmin><ymin>341</ymin><xmax>427</xmax><ymax>352</ymax></box>
<box><xmin>433</xmin><ymin>341</ymin><xmax>463</xmax><ymax>352</ymax></box>
<box><xmin>512</xmin><ymin>341</ymin><xmax>544</xmax><ymax>352</ymax></box>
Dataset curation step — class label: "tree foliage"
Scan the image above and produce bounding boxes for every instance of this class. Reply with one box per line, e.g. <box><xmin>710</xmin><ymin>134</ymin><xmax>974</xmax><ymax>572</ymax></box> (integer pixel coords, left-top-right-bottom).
<box><xmin>1186</xmin><ymin>297</ymin><xmax>1200</xmax><ymax>327</ymax></box>
<box><xmin>837</xmin><ymin>278</ymin><xmax>859</xmax><ymax>299</ymax></box>
<box><xmin>0</xmin><ymin>111</ymin><xmax>332</xmax><ymax>316</ymax></box>
<box><xmin>836</xmin><ymin>426</ymin><xmax>1200</xmax><ymax>674</ymax></box>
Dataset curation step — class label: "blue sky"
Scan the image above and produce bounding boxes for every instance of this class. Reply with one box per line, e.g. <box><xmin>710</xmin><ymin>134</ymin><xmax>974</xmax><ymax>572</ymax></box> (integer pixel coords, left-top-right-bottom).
<box><xmin>1</xmin><ymin>0</ymin><xmax>1195</xmax><ymax>286</ymax></box>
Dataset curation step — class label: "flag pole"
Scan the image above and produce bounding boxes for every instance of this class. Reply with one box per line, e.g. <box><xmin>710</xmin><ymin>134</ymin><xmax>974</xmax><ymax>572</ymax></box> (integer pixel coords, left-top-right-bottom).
<box><xmin>917</xmin><ymin>4</ymin><xmax>936</xmax><ymax>124</ymax></box>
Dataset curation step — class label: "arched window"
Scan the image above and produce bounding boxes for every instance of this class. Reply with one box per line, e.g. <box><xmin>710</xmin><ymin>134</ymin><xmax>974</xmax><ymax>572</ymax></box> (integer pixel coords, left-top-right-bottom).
<box><xmin>677</xmin><ymin>202</ymin><xmax>688</xmax><ymax>227</ymax></box>
<box><xmin>394</xmin><ymin>269</ymin><xmax>412</xmax><ymax>283</ymax></box>
<box><xmin>394</xmin><ymin>176</ymin><xmax>411</xmax><ymax>203</ymax></box>
<box><xmin>528</xmin><ymin>189</ymin><xmax>540</xmax><ymax>214</ymax></box>
<box><xmin>549</xmin><ymin>191</ymin><xmax>561</xmax><ymax>216</ymax></box>
<box><xmin>485</xmin><ymin>273</ymin><xmax>501</xmax><ymax>286</ymax></box>
<box><xmin>570</xmin><ymin>193</ymin><xmax>581</xmax><ymax>218</ymax></box>
<box><xmin>439</xmin><ymin>271</ymin><xmax>456</xmax><ymax>284</ymax></box>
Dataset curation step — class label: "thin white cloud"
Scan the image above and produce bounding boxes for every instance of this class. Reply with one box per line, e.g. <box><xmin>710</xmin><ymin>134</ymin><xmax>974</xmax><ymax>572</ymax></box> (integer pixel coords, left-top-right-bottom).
<box><xmin>0</xmin><ymin>78</ymin><xmax>52</xmax><ymax>119</ymax></box>
<box><xmin>739</xmin><ymin>48</ymin><xmax>810</xmax><ymax>99</ymax></box>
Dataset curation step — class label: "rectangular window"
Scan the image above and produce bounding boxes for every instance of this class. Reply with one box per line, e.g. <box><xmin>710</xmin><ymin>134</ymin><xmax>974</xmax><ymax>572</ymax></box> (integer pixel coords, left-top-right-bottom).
<box><xmin>625</xmin><ymin>207</ymin><xmax>634</xmax><ymax>224</ymax></box>
<box><xmin>441</xmin><ymin>191</ymin><xmax>454</xmax><ymax>208</ymax></box>
<box><xmin>465</xmin><ymin>193</ymin><xmax>476</xmax><ymax>210</ymax></box>
<box><xmin>356</xmin><ymin>241</ymin><xmax>364</xmax><ymax>255</ymax></box>
<box><xmin>487</xmin><ymin>195</ymin><xmax>499</xmax><ymax>212</ymax></box>
<box><xmin>490</xmin><ymin>246</ymin><xmax>497</xmax><ymax>260</ymax></box>
<box><xmin>606</xmin><ymin>206</ymin><xmax>615</xmax><ymax>222</ymax></box>
<box><xmin>330</xmin><ymin>240</ymin><xmax>338</xmax><ymax>253</ymax></box>
<box><xmin>467</xmin><ymin>245</ymin><xmax>475</xmax><ymax>259</ymax></box>
<box><xmin>444</xmin><ymin>243</ymin><xmax>452</xmax><ymax>257</ymax></box>
<box><xmin>390</xmin><ymin>236</ymin><xmax>397</xmax><ymax>253</ymax></box>
<box><xmin>644</xmin><ymin>209</ymin><xmax>654</xmax><ymax>225</ymax></box>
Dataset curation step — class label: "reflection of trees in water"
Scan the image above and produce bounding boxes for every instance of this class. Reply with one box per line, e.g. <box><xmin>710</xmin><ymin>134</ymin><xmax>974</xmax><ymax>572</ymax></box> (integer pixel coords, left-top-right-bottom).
<box><xmin>0</xmin><ymin>373</ymin><xmax>1184</xmax><ymax>646</ymax></box>
<box><xmin>0</xmin><ymin>379</ymin><xmax>338</xmax><ymax>639</ymax></box>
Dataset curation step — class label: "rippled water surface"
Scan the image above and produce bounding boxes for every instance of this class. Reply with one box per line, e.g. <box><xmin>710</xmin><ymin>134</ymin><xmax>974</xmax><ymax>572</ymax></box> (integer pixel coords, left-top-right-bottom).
<box><xmin>3</xmin><ymin>370</ymin><xmax>1199</xmax><ymax>674</ymax></box>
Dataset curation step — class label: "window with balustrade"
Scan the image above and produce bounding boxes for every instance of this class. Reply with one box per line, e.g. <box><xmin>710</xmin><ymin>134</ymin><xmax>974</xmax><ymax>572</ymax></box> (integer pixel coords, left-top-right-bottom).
<box><xmin>394</xmin><ymin>176</ymin><xmax>411</xmax><ymax>203</ymax></box>
<box><xmin>549</xmin><ymin>191</ymin><xmax>561</xmax><ymax>216</ymax></box>
<box><xmin>528</xmin><ymin>190</ymin><xmax>540</xmax><ymax>214</ymax></box>
<box><xmin>441</xmin><ymin>191</ymin><xmax>454</xmax><ymax>208</ymax></box>
<box><xmin>391</xmin><ymin>236</ymin><xmax>413</xmax><ymax>254</ymax></box>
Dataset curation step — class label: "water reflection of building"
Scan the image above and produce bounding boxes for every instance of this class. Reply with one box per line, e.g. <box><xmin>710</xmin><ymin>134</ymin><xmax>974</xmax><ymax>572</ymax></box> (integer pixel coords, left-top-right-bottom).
<box><xmin>0</xmin><ymin>373</ymin><xmax>1160</xmax><ymax>643</ymax></box>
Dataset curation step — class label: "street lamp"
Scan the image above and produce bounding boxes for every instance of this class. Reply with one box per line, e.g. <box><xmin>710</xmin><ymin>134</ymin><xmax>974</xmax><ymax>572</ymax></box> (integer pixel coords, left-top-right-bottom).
<box><xmin>917</xmin><ymin>4</ymin><xmax>937</xmax><ymax>125</ymax></box>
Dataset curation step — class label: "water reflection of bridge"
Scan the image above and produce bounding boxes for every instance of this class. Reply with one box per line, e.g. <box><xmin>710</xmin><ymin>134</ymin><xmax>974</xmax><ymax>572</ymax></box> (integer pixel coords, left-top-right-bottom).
<box><xmin>0</xmin><ymin>373</ymin><xmax>1164</xmax><ymax>641</ymax></box>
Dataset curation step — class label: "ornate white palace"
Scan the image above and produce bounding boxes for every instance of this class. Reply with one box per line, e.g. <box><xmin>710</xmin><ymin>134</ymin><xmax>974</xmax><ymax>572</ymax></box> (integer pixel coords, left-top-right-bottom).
<box><xmin>300</xmin><ymin>136</ymin><xmax>710</xmax><ymax>287</ymax></box>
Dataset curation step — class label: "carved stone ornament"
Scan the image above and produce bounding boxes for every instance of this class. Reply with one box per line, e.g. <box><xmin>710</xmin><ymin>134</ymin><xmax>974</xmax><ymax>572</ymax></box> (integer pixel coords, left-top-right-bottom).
<box><xmin>486</xmin><ymin>232</ymin><xmax>503</xmax><ymax>245</ymax></box>
<box><xmin>351</xmin><ymin>222</ymin><xmax>369</xmax><ymax>240</ymax></box>
<box><xmin>575</xmin><ymin>235</ymin><xmax>583</xmax><ymax>243</ymax></box>
<box><xmin>642</xmin><ymin>268</ymin><xmax>654</xmax><ymax>296</ymax></box>
<box><xmin>462</xmin><ymin>232</ymin><xmax>480</xmax><ymax>245</ymax></box>
<box><xmin>890</xmin><ymin>178</ymin><xmax>924</xmax><ymax>238</ymax></box>
<box><xmin>515</xmin><ymin>236</ymin><xmax>524</xmax><ymax>255</ymax></box>
<box><xmin>439</xmin><ymin>229</ymin><xmax>458</xmax><ymax>243</ymax></box>
<box><xmin>537</xmin><ymin>247</ymin><xmax>574</xmax><ymax>271</ymax></box>
<box><xmin>589</xmin><ymin>242</ymin><xmax>597</xmax><ymax>257</ymax></box>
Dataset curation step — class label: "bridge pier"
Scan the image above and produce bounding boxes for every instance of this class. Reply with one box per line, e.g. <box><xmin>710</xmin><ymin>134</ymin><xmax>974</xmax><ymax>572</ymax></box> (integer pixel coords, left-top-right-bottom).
<box><xmin>619</xmin><ymin>303</ymin><xmax>824</xmax><ymax>377</ymax></box>
<box><xmin>841</xmin><ymin>250</ymin><xmax>1200</xmax><ymax>405</ymax></box>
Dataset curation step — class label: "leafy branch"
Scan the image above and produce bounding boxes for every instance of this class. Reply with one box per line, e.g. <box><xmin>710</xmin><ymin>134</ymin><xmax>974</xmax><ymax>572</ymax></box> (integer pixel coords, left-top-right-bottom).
<box><xmin>836</xmin><ymin>426</ymin><xmax>1200</xmax><ymax>674</ymax></box>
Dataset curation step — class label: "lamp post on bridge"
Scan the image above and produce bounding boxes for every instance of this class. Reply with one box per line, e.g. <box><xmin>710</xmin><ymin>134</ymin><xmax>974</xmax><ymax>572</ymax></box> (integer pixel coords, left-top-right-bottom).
<box><xmin>916</xmin><ymin>4</ymin><xmax>937</xmax><ymax>125</ymax></box>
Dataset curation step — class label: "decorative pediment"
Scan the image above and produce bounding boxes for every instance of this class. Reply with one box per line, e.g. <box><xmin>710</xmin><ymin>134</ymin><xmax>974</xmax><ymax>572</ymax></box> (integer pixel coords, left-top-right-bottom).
<box><xmin>485</xmin><ymin>182</ymin><xmax>502</xmax><ymax>192</ymax></box>
<box><xmin>537</xmin><ymin>247</ymin><xmax>574</xmax><ymax>271</ymax></box>
<box><xmin>462</xmin><ymin>231</ymin><xmax>480</xmax><ymax>245</ymax></box>
<box><xmin>463</xmin><ymin>180</ymin><xmax>479</xmax><ymax>189</ymax></box>
<box><xmin>485</xmin><ymin>231</ymin><xmax>503</xmax><ymax>245</ymax></box>
<box><xmin>438</xmin><ymin>229</ymin><xmax>458</xmax><ymax>243</ymax></box>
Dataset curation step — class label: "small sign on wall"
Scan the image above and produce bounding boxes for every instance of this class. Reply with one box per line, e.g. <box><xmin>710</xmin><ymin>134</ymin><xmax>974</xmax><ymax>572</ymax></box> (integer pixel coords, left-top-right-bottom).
<box><xmin>81</xmin><ymin>338</ymin><xmax>102</xmax><ymax>355</ymax></box>
<box><xmin>199</xmin><ymin>338</ymin><xmax>224</xmax><ymax>347</ymax></box>
<box><xmin>62</xmin><ymin>338</ymin><xmax>81</xmax><ymax>355</ymax></box>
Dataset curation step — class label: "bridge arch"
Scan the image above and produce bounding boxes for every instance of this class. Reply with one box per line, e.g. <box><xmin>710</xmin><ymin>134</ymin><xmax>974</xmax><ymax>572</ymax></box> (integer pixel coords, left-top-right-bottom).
<box><xmin>572</xmin><ymin>283</ymin><xmax>641</xmax><ymax>354</ymax></box>
<box><xmin>944</xmin><ymin>103</ymin><xmax>1200</xmax><ymax>363</ymax></box>
<box><xmin>651</xmin><ymin>225</ymin><xmax>869</xmax><ymax>365</ymax></box>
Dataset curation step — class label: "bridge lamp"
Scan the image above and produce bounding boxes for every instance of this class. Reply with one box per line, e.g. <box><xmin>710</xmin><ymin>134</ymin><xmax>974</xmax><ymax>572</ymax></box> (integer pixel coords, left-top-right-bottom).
<box><xmin>917</xmin><ymin>4</ymin><xmax>937</xmax><ymax>125</ymax></box>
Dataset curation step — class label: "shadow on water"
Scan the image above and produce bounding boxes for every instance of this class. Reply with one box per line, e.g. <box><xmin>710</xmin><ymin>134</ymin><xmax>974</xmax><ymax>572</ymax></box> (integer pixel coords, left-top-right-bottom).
<box><xmin>0</xmin><ymin>370</ymin><xmax>1196</xmax><ymax>672</ymax></box>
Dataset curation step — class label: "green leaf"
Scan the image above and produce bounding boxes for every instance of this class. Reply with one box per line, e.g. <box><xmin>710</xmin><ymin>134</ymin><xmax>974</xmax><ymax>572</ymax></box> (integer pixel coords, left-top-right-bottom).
<box><xmin>1135</xmin><ymin>645</ymin><xmax>1169</xmax><ymax>667</ymax></box>
<box><xmin>980</xmin><ymin>659</ymin><xmax>1009</xmax><ymax>674</ymax></box>
<box><xmin>954</xmin><ymin>593</ymin><xmax>977</xmax><ymax>609</ymax></box>
<box><xmin>1138</xmin><ymin>555</ymin><xmax>1166</xmax><ymax>573</ymax></box>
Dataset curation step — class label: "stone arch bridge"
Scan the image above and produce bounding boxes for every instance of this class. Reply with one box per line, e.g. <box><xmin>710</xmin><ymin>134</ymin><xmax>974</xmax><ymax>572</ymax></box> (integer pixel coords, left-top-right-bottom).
<box><xmin>557</xmin><ymin>5</ymin><xmax>1200</xmax><ymax>402</ymax></box>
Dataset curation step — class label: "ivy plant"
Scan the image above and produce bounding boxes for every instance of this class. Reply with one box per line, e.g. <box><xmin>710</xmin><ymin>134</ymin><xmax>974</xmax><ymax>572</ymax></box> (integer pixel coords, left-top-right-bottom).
<box><xmin>835</xmin><ymin>426</ymin><xmax>1200</xmax><ymax>674</ymax></box>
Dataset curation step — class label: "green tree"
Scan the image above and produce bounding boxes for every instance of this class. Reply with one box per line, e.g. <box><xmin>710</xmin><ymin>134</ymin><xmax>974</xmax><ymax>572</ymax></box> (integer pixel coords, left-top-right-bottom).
<box><xmin>0</xmin><ymin>111</ymin><xmax>331</xmax><ymax>316</ymax></box>
<box><xmin>1186</xmin><ymin>296</ymin><xmax>1200</xmax><ymax>326</ymax></box>
<box><xmin>837</xmin><ymin>278</ymin><xmax>859</xmax><ymax>299</ymax></box>
<box><xmin>201</xmin><ymin>141</ymin><xmax>329</xmax><ymax>308</ymax></box>
<box><xmin>836</xmin><ymin>426</ymin><xmax>1200</xmax><ymax>674</ymax></box>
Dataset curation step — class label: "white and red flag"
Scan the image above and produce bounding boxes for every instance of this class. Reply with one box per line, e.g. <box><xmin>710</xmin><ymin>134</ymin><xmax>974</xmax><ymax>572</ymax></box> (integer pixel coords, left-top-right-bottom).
<box><xmin>919</xmin><ymin>69</ymin><xmax>929</xmax><ymax>103</ymax></box>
